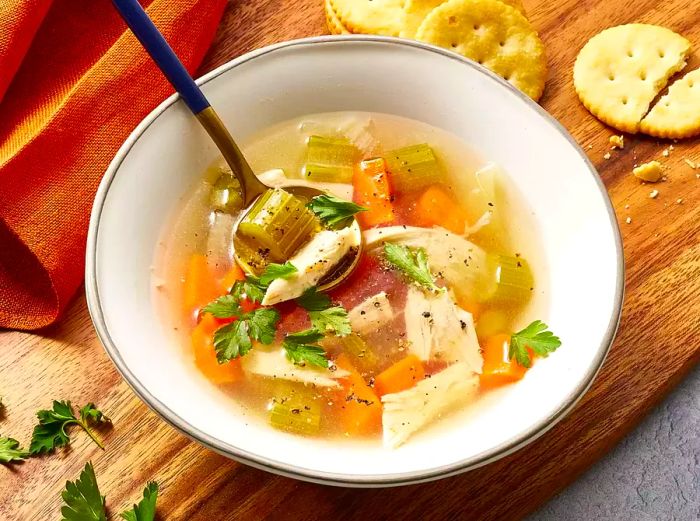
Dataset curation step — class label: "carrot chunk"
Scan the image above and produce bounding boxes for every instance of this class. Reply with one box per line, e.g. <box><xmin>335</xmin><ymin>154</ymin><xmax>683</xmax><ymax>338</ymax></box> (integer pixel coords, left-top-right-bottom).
<box><xmin>219</xmin><ymin>263</ymin><xmax>246</xmax><ymax>293</ymax></box>
<box><xmin>373</xmin><ymin>354</ymin><xmax>425</xmax><ymax>397</ymax></box>
<box><xmin>412</xmin><ymin>185</ymin><xmax>467</xmax><ymax>234</ymax></box>
<box><xmin>183</xmin><ymin>254</ymin><xmax>220</xmax><ymax>318</ymax></box>
<box><xmin>479</xmin><ymin>334</ymin><xmax>528</xmax><ymax>389</ymax></box>
<box><xmin>353</xmin><ymin>158</ymin><xmax>395</xmax><ymax>227</ymax></box>
<box><xmin>334</xmin><ymin>354</ymin><xmax>383</xmax><ymax>435</ymax></box>
<box><xmin>192</xmin><ymin>313</ymin><xmax>242</xmax><ymax>384</ymax></box>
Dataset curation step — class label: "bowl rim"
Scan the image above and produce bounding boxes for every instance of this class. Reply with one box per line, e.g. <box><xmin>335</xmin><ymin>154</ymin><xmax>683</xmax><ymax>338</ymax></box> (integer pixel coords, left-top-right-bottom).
<box><xmin>85</xmin><ymin>35</ymin><xmax>624</xmax><ymax>487</ymax></box>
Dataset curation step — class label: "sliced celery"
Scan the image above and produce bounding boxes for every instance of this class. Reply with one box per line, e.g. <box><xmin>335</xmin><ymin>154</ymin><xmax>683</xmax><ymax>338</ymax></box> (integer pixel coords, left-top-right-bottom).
<box><xmin>339</xmin><ymin>333</ymin><xmax>378</xmax><ymax>372</ymax></box>
<box><xmin>209</xmin><ymin>172</ymin><xmax>244</xmax><ymax>213</ymax></box>
<box><xmin>490</xmin><ymin>255</ymin><xmax>534</xmax><ymax>303</ymax></box>
<box><xmin>385</xmin><ymin>144</ymin><xmax>444</xmax><ymax>192</ymax></box>
<box><xmin>302</xmin><ymin>135</ymin><xmax>357</xmax><ymax>183</ymax></box>
<box><xmin>237</xmin><ymin>188</ymin><xmax>318</xmax><ymax>262</ymax></box>
<box><xmin>269</xmin><ymin>386</ymin><xmax>322</xmax><ymax>436</ymax></box>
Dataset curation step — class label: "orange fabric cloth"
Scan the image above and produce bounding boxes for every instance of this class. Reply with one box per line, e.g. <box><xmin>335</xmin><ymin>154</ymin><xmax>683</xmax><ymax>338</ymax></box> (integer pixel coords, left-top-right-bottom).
<box><xmin>0</xmin><ymin>0</ymin><xmax>227</xmax><ymax>330</ymax></box>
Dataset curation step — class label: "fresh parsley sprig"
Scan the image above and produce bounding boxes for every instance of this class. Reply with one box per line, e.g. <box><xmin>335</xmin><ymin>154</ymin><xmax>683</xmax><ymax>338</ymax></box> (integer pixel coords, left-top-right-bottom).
<box><xmin>120</xmin><ymin>481</ymin><xmax>159</xmax><ymax>521</ymax></box>
<box><xmin>282</xmin><ymin>329</ymin><xmax>329</xmax><ymax>368</ymax></box>
<box><xmin>383</xmin><ymin>242</ymin><xmax>441</xmax><ymax>292</ymax></box>
<box><xmin>307</xmin><ymin>194</ymin><xmax>367</xmax><ymax>229</ymax></box>
<box><xmin>61</xmin><ymin>462</ymin><xmax>159</xmax><ymax>521</ymax></box>
<box><xmin>296</xmin><ymin>286</ymin><xmax>351</xmax><ymax>337</ymax></box>
<box><xmin>227</xmin><ymin>262</ymin><xmax>298</xmax><ymax>303</ymax></box>
<box><xmin>509</xmin><ymin>320</ymin><xmax>562</xmax><ymax>368</ymax></box>
<box><xmin>30</xmin><ymin>401</ymin><xmax>110</xmax><ymax>454</ymax></box>
<box><xmin>210</xmin><ymin>307</ymin><xmax>280</xmax><ymax>363</ymax></box>
<box><xmin>0</xmin><ymin>436</ymin><xmax>29</xmax><ymax>464</ymax></box>
<box><xmin>60</xmin><ymin>462</ymin><xmax>107</xmax><ymax>521</ymax></box>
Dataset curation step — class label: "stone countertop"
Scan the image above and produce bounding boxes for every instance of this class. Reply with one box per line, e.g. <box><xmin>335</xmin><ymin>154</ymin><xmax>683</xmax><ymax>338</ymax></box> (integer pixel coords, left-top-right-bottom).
<box><xmin>530</xmin><ymin>365</ymin><xmax>700</xmax><ymax>520</ymax></box>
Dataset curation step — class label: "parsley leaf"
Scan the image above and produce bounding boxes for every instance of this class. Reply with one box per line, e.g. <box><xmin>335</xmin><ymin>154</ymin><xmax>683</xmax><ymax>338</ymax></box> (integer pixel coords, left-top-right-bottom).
<box><xmin>202</xmin><ymin>294</ymin><xmax>242</xmax><ymax>318</ymax></box>
<box><xmin>295</xmin><ymin>287</ymin><xmax>351</xmax><ymax>336</ymax></box>
<box><xmin>60</xmin><ymin>461</ymin><xmax>107</xmax><ymax>521</ymax></box>
<box><xmin>509</xmin><ymin>320</ymin><xmax>562</xmax><ymax>368</ymax></box>
<box><xmin>383</xmin><ymin>242</ymin><xmax>440</xmax><ymax>292</ymax></box>
<box><xmin>296</xmin><ymin>286</ymin><xmax>332</xmax><ymax>311</ymax></box>
<box><xmin>257</xmin><ymin>262</ymin><xmax>297</xmax><ymax>286</ymax></box>
<box><xmin>213</xmin><ymin>321</ymin><xmax>253</xmax><ymax>362</ymax></box>
<box><xmin>309</xmin><ymin>307</ymin><xmax>351</xmax><ymax>336</ymax></box>
<box><xmin>246</xmin><ymin>308</ymin><xmax>280</xmax><ymax>344</ymax></box>
<box><xmin>0</xmin><ymin>436</ymin><xmax>29</xmax><ymax>464</ymax></box>
<box><xmin>120</xmin><ymin>482</ymin><xmax>159</xmax><ymax>521</ymax></box>
<box><xmin>229</xmin><ymin>262</ymin><xmax>297</xmax><ymax>303</ymax></box>
<box><xmin>30</xmin><ymin>401</ymin><xmax>110</xmax><ymax>454</ymax></box>
<box><xmin>213</xmin><ymin>308</ymin><xmax>280</xmax><ymax>363</ymax></box>
<box><xmin>307</xmin><ymin>194</ymin><xmax>367</xmax><ymax>229</ymax></box>
<box><xmin>283</xmin><ymin>329</ymin><xmax>329</xmax><ymax>368</ymax></box>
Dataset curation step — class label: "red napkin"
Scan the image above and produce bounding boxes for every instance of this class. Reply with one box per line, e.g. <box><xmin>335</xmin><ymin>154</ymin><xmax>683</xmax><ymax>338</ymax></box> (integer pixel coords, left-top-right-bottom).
<box><xmin>0</xmin><ymin>0</ymin><xmax>227</xmax><ymax>330</ymax></box>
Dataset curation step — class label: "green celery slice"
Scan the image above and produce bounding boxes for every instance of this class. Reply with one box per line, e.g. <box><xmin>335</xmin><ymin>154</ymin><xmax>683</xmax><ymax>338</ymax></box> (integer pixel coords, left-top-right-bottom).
<box><xmin>209</xmin><ymin>172</ymin><xmax>244</xmax><ymax>213</ymax></box>
<box><xmin>385</xmin><ymin>143</ymin><xmax>444</xmax><ymax>192</ymax></box>
<box><xmin>269</xmin><ymin>384</ymin><xmax>322</xmax><ymax>436</ymax></box>
<box><xmin>339</xmin><ymin>333</ymin><xmax>378</xmax><ymax>373</ymax></box>
<box><xmin>490</xmin><ymin>254</ymin><xmax>534</xmax><ymax>303</ymax></box>
<box><xmin>302</xmin><ymin>135</ymin><xmax>357</xmax><ymax>183</ymax></box>
<box><xmin>237</xmin><ymin>188</ymin><xmax>318</xmax><ymax>262</ymax></box>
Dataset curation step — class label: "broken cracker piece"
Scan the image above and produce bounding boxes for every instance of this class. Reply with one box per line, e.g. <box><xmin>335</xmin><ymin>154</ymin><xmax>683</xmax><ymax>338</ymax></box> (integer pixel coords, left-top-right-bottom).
<box><xmin>609</xmin><ymin>135</ymin><xmax>624</xmax><ymax>149</ymax></box>
<box><xmin>573</xmin><ymin>24</ymin><xmax>690</xmax><ymax>133</ymax></box>
<box><xmin>640</xmin><ymin>68</ymin><xmax>700</xmax><ymax>138</ymax></box>
<box><xmin>633</xmin><ymin>160</ymin><xmax>664</xmax><ymax>182</ymax></box>
<box><xmin>649</xmin><ymin>189</ymin><xmax>659</xmax><ymax>198</ymax></box>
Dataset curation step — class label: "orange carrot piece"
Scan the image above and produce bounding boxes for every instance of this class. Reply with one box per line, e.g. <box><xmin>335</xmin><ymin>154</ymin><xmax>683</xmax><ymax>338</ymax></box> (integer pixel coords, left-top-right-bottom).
<box><xmin>183</xmin><ymin>254</ymin><xmax>220</xmax><ymax>318</ymax></box>
<box><xmin>334</xmin><ymin>354</ymin><xmax>383</xmax><ymax>435</ymax></box>
<box><xmin>219</xmin><ymin>263</ymin><xmax>246</xmax><ymax>293</ymax></box>
<box><xmin>192</xmin><ymin>313</ymin><xmax>242</xmax><ymax>385</ymax></box>
<box><xmin>373</xmin><ymin>354</ymin><xmax>425</xmax><ymax>397</ymax></box>
<box><xmin>353</xmin><ymin>158</ymin><xmax>395</xmax><ymax>227</ymax></box>
<box><xmin>479</xmin><ymin>334</ymin><xmax>528</xmax><ymax>389</ymax></box>
<box><xmin>413</xmin><ymin>185</ymin><xmax>468</xmax><ymax>234</ymax></box>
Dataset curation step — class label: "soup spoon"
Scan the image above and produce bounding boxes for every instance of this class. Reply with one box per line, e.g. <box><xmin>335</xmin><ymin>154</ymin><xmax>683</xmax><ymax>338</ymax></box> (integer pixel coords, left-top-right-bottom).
<box><xmin>111</xmin><ymin>0</ymin><xmax>362</xmax><ymax>290</ymax></box>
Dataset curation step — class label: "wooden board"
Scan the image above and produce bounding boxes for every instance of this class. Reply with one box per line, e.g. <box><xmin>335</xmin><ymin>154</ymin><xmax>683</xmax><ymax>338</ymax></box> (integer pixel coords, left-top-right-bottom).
<box><xmin>1</xmin><ymin>0</ymin><xmax>699</xmax><ymax>519</ymax></box>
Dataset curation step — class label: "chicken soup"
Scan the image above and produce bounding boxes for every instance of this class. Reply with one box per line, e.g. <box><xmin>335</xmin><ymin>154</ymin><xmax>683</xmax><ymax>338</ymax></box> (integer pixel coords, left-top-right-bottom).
<box><xmin>153</xmin><ymin>112</ymin><xmax>560</xmax><ymax>447</ymax></box>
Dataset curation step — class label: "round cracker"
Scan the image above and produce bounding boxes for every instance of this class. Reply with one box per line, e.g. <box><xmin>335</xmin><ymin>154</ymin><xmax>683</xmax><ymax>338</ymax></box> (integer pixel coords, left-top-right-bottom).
<box><xmin>573</xmin><ymin>24</ymin><xmax>690</xmax><ymax>133</ymax></box>
<box><xmin>415</xmin><ymin>0</ymin><xmax>546</xmax><ymax>100</ymax></box>
<box><xmin>640</xmin><ymin>68</ymin><xmax>700</xmax><ymax>138</ymax></box>
<box><xmin>330</xmin><ymin>0</ymin><xmax>405</xmax><ymax>37</ymax></box>
<box><xmin>325</xmin><ymin>0</ymin><xmax>351</xmax><ymax>34</ymax></box>
<box><xmin>402</xmin><ymin>0</ymin><xmax>527</xmax><ymax>38</ymax></box>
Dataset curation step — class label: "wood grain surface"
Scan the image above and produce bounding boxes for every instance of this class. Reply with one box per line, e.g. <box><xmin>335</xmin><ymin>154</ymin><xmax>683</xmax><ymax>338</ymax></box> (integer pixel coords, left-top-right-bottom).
<box><xmin>2</xmin><ymin>0</ymin><xmax>699</xmax><ymax>519</ymax></box>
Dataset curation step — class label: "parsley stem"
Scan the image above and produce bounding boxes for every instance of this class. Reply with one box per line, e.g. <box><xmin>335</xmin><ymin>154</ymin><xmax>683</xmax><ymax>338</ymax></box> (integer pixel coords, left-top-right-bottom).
<box><xmin>78</xmin><ymin>420</ymin><xmax>105</xmax><ymax>450</ymax></box>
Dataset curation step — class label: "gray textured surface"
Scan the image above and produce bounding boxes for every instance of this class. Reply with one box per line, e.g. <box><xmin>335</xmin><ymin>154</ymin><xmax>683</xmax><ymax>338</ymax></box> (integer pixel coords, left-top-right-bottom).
<box><xmin>530</xmin><ymin>364</ymin><xmax>700</xmax><ymax>521</ymax></box>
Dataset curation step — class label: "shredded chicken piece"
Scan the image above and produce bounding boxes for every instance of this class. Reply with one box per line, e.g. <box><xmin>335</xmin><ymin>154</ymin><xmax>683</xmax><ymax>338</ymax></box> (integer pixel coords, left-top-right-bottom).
<box><xmin>347</xmin><ymin>292</ymin><xmax>394</xmax><ymax>335</ymax></box>
<box><xmin>242</xmin><ymin>349</ymin><xmax>348</xmax><ymax>388</ymax></box>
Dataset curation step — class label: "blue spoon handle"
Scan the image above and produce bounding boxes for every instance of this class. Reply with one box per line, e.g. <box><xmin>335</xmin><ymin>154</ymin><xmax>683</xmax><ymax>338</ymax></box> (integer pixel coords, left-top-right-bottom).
<box><xmin>111</xmin><ymin>0</ymin><xmax>209</xmax><ymax>114</ymax></box>
<box><xmin>111</xmin><ymin>0</ymin><xmax>268</xmax><ymax>204</ymax></box>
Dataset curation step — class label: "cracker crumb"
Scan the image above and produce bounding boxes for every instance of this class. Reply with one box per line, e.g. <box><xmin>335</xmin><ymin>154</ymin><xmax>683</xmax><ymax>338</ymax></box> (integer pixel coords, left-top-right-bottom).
<box><xmin>624</xmin><ymin>204</ymin><xmax>630</xmax><ymax>209</ymax></box>
<box><xmin>670</xmin><ymin>145</ymin><xmax>675</xmax><ymax>151</ymax></box>
<box><xmin>684</xmin><ymin>158</ymin><xmax>697</xmax><ymax>169</ymax></box>
<box><xmin>649</xmin><ymin>189</ymin><xmax>659</xmax><ymax>198</ymax></box>
<box><xmin>662</xmin><ymin>148</ymin><xmax>670</xmax><ymax>157</ymax></box>
<box><xmin>625</xmin><ymin>217</ymin><xmax>632</xmax><ymax>224</ymax></box>
<box><xmin>603</xmin><ymin>152</ymin><xmax>611</xmax><ymax>160</ymax></box>
<box><xmin>676</xmin><ymin>198</ymin><xmax>683</xmax><ymax>204</ymax></box>
<box><xmin>609</xmin><ymin>135</ymin><xmax>624</xmax><ymax>149</ymax></box>
<box><xmin>587</xmin><ymin>144</ymin><xmax>593</xmax><ymax>150</ymax></box>
<box><xmin>633</xmin><ymin>161</ymin><xmax>664</xmax><ymax>182</ymax></box>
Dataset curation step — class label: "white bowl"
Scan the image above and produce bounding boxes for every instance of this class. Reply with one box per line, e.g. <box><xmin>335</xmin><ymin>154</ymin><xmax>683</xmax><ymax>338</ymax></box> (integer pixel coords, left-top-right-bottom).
<box><xmin>86</xmin><ymin>36</ymin><xmax>623</xmax><ymax>487</ymax></box>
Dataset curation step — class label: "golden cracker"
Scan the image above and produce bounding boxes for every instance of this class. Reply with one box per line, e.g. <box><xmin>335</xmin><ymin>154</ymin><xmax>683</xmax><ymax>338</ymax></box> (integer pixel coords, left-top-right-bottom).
<box><xmin>325</xmin><ymin>0</ymin><xmax>351</xmax><ymax>34</ymax></box>
<box><xmin>402</xmin><ymin>0</ymin><xmax>527</xmax><ymax>38</ymax></box>
<box><xmin>415</xmin><ymin>0</ymin><xmax>546</xmax><ymax>100</ymax></box>
<box><xmin>573</xmin><ymin>24</ymin><xmax>690</xmax><ymax>133</ymax></box>
<box><xmin>330</xmin><ymin>0</ymin><xmax>405</xmax><ymax>37</ymax></box>
<box><xmin>640</xmin><ymin>68</ymin><xmax>700</xmax><ymax>138</ymax></box>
